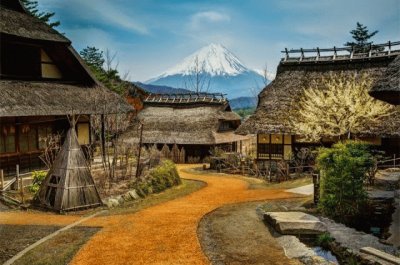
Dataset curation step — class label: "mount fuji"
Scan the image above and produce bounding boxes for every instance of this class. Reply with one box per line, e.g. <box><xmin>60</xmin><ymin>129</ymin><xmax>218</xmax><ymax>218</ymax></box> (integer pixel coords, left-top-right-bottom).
<box><xmin>145</xmin><ymin>43</ymin><xmax>269</xmax><ymax>98</ymax></box>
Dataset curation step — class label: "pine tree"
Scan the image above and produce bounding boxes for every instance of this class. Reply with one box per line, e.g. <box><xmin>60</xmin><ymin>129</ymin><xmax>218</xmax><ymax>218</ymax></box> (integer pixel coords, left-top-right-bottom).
<box><xmin>80</xmin><ymin>46</ymin><xmax>129</xmax><ymax>95</ymax></box>
<box><xmin>80</xmin><ymin>47</ymin><xmax>105</xmax><ymax>70</ymax></box>
<box><xmin>344</xmin><ymin>22</ymin><xmax>378</xmax><ymax>52</ymax></box>
<box><xmin>21</xmin><ymin>0</ymin><xmax>60</xmax><ymax>28</ymax></box>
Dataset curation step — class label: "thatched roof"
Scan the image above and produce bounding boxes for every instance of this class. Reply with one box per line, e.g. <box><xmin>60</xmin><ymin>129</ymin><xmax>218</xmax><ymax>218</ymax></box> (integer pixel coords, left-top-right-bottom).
<box><xmin>38</xmin><ymin>124</ymin><xmax>102</xmax><ymax>211</ymax></box>
<box><xmin>237</xmin><ymin>56</ymin><xmax>400</xmax><ymax>137</ymax></box>
<box><xmin>369</xmin><ymin>56</ymin><xmax>400</xmax><ymax>105</ymax></box>
<box><xmin>122</xmin><ymin>100</ymin><xmax>246</xmax><ymax>145</ymax></box>
<box><xmin>0</xmin><ymin>1</ymin><xmax>133</xmax><ymax>116</ymax></box>
<box><xmin>0</xmin><ymin>80</ymin><xmax>132</xmax><ymax>116</ymax></box>
<box><xmin>0</xmin><ymin>2</ymin><xmax>69</xmax><ymax>43</ymax></box>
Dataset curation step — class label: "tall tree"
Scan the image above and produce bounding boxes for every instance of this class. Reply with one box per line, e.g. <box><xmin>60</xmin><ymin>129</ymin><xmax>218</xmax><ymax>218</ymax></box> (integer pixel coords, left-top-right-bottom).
<box><xmin>80</xmin><ymin>46</ymin><xmax>105</xmax><ymax>71</ymax></box>
<box><xmin>344</xmin><ymin>22</ymin><xmax>378</xmax><ymax>52</ymax></box>
<box><xmin>21</xmin><ymin>0</ymin><xmax>60</xmax><ymax>28</ymax></box>
<box><xmin>80</xmin><ymin>46</ymin><xmax>129</xmax><ymax>95</ymax></box>
<box><xmin>291</xmin><ymin>73</ymin><xmax>394</xmax><ymax>142</ymax></box>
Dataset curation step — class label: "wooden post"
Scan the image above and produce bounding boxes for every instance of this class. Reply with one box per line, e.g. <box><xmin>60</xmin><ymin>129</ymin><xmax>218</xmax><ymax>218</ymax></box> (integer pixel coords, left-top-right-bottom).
<box><xmin>284</xmin><ymin>48</ymin><xmax>289</xmax><ymax>61</ymax></box>
<box><xmin>13</xmin><ymin>164</ymin><xmax>20</xmax><ymax>191</ymax></box>
<box><xmin>0</xmin><ymin>169</ymin><xmax>4</xmax><ymax>191</ymax></box>
<box><xmin>101</xmin><ymin>114</ymin><xmax>106</xmax><ymax>163</ymax></box>
<box><xmin>135</xmin><ymin>122</ymin><xmax>144</xmax><ymax>180</ymax></box>
<box><xmin>388</xmin><ymin>41</ymin><xmax>391</xmax><ymax>55</ymax></box>
<box><xmin>20</xmin><ymin>176</ymin><xmax>24</xmax><ymax>204</ymax></box>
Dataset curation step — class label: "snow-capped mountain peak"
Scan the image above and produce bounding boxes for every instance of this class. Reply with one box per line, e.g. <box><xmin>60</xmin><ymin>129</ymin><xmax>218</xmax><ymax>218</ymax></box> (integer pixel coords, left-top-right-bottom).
<box><xmin>159</xmin><ymin>43</ymin><xmax>249</xmax><ymax>77</ymax></box>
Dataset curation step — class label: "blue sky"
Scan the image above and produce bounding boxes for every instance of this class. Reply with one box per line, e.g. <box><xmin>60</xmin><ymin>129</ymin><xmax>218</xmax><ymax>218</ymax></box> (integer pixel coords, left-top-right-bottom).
<box><xmin>38</xmin><ymin>0</ymin><xmax>399</xmax><ymax>82</ymax></box>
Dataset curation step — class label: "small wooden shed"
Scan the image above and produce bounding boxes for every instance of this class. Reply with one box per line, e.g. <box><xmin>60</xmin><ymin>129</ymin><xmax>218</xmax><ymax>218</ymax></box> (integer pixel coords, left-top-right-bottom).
<box><xmin>37</xmin><ymin>119</ymin><xmax>102</xmax><ymax>211</ymax></box>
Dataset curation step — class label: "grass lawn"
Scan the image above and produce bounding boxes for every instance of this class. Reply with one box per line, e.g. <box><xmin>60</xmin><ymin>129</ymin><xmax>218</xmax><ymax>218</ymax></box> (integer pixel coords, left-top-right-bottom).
<box><xmin>0</xmin><ymin>225</ymin><xmax>61</xmax><ymax>264</ymax></box>
<box><xmin>105</xmin><ymin>179</ymin><xmax>206</xmax><ymax>216</ymax></box>
<box><xmin>13</xmin><ymin>226</ymin><xmax>100</xmax><ymax>265</ymax></box>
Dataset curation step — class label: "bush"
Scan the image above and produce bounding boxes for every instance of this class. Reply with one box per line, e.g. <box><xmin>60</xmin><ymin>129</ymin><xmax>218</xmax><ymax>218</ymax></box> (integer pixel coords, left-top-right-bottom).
<box><xmin>28</xmin><ymin>171</ymin><xmax>47</xmax><ymax>195</ymax></box>
<box><xmin>315</xmin><ymin>232</ymin><xmax>334</xmax><ymax>249</ymax></box>
<box><xmin>317</xmin><ymin>141</ymin><xmax>374</xmax><ymax>221</ymax></box>
<box><xmin>132</xmin><ymin>160</ymin><xmax>181</xmax><ymax>196</ymax></box>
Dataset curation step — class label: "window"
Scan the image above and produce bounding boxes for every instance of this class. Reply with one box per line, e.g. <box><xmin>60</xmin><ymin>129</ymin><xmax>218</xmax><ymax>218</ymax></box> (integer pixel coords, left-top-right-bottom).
<box><xmin>257</xmin><ymin>134</ymin><xmax>292</xmax><ymax>160</ymax></box>
<box><xmin>219</xmin><ymin>121</ymin><xmax>233</xmax><ymax>131</ymax></box>
<box><xmin>41</xmin><ymin>49</ymin><xmax>62</xmax><ymax>79</ymax></box>
<box><xmin>77</xmin><ymin>123</ymin><xmax>90</xmax><ymax>145</ymax></box>
<box><xmin>0</xmin><ymin>42</ymin><xmax>41</xmax><ymax>78</ymax></box>
<box><xmin>38</xmin><ymin>125</ymin><xmax>53</xmax><ymax>149</ymax></box>
<box><xmin>19</xmin><ymin>125</ymin><xmax>38</xmax><ymax>152</ymax></box>
<box><xmin>0</xmin><ymin>125</ymin><xmax>16</xmax><ymax>153</ymax></box>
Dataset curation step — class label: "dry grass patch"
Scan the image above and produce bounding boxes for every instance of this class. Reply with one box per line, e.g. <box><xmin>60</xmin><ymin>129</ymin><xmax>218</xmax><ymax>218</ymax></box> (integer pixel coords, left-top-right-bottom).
<box><xmin>0</xmin><ymin>225</ymin><xmax>61</xmax><ymax>263</ymax></box>
<box><xmin>12</xmin><ymin>226</ymin><xmax>100</xmax><ymax>265</ymax></box>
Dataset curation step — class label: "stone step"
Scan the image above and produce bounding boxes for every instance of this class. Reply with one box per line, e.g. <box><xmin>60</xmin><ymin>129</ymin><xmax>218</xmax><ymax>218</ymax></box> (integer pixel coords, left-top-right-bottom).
<box><xmin>360</xmin><ymin>247</ymin><xmax>400</xmax><ymax>265</ymax></box>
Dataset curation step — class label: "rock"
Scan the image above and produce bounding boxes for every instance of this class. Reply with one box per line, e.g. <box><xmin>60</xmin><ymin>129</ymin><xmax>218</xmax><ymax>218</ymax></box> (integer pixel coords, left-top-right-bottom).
<box><xmin>276</xmin><ymin>235</ymin><xmax>315</xmax><ymax>258</ymax></box>
<box><xmin>105</xmin><ymin>198</ymin><xmax>119</xmax><ymax>208</ymax></box>
<box><xmin>360</xmin><ymin>247</ymin><xmax>400</xmax><ymax>265</ymax></box>
<box><xmin>368</xmin><ymin>189</ymin><xmax>395</xmax><ymax>200</ymax></box>
<box><xmin>128</xmin><ymin>190</ymin><xmax>140</xmax><ymax>200</ymax></box>
<box><xmin>116</xmin><ymin>195</ymin><xmax>125</xmax><ymax>205</ymax></box>
<box><xmin>264</xmin><ymin>211</ymin><xmax>327</xmax><ymax>235</ymax></box>
<box><xmin>122</xmin><ymin>193</ymin><xmax>132</xmax><ymax>201</ymax></box>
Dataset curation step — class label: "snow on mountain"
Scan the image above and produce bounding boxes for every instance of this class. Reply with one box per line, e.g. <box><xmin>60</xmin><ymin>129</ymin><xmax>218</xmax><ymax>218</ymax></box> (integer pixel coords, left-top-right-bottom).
<box><xmin>146</xmin><ymin>43</ymin><xmax>269</xmax><ymax>98</ymax></box>
<box><xmin>158</xmin><ymin>43</ymin><xmax>247</xmax><ymax>77</ymax></box>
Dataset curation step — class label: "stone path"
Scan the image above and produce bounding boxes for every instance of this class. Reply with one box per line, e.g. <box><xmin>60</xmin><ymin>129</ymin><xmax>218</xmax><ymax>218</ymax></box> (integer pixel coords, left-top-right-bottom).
<box><xmin>286</xmin><ymin>184</ymin><xmax>314</xmax><ymax>195</ymax></box>
<box><xmin>0</xmin><ymin>164</ymin><xmax>300</xmax><ymax>265</ymax></box>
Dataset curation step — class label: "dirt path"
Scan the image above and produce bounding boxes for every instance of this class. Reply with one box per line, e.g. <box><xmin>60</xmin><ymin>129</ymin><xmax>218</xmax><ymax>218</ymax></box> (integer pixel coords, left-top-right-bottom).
<box><xmin>0</xmin><ymin>165</ymin><xmax>300</xmax><ymax>264</ymax></box>
<box><xmin>71</xmin><ymin>165</ymin><xmax>299</xmax><ymax>264</ymax></box>
<box><xmin>198</xmin><ymin>202</ymin><xmax>301</xmax><ymax>265</ymax></box>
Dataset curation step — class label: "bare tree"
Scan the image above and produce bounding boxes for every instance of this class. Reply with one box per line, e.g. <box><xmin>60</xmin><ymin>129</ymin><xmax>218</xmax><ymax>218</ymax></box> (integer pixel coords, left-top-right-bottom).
<box><xmin>184</xmin><ymin>56</ymin><xmax>211</xmax><ymax>93</ymax></box>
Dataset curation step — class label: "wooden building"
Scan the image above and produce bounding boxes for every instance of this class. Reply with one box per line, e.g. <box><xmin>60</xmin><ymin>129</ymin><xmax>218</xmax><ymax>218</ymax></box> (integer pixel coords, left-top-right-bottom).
<box><xmin>237</xmin><ymin>42</ymin><xmax>400</xmax><ymax>162</ymax></box>
<box><xmin>123</xmin><ymin>93</ymin><xmax>249</xmax><ymax>162</ymax></box>
<box><xmin>0</xmin><ymin>0</ymin><xmax>132</xmax><ymax>176</ymax></box>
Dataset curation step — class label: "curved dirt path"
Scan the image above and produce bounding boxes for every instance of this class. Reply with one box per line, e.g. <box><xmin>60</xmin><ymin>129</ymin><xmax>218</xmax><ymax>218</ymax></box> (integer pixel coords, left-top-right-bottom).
<box><xmin>71</xmin><ymin>165</ymin><xmax>298</xmax><ymax>264</ymax></box>
<box><xmin>0</xmin><ymin>165</ymin><xmax>300</xmax><ymax>264</ymax></box>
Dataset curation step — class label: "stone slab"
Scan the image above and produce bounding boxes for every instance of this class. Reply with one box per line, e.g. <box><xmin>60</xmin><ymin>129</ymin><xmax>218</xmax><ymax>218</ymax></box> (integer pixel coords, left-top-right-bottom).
<box><xmin>360</xmin><ymin>247</ymin><xmax>400</xmax><ymax>265</ymax></box>
<box><xmin>264</xmin><ymin>211</ymin><xmax>327</xmax><ymax>235</ymax></box>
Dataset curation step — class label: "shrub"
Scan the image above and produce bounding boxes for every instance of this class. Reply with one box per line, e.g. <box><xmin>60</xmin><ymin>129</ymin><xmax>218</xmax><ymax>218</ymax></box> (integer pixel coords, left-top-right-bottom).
<box><xmin>28</xmin><ymin>171</ymin><xmax>47</xmax><ymax>195</ymax></box>
<box><xmin>317</xmin><ymin>141</ymin><xmax>374</xmax><ymax>221</ymax></box>
<box><xmin>132</xmin><ymin>160</ymin><xmax>181</xmax><ymax>196</ymax></box>
<box><xmin>315</xmin><ymin>232</ymin><xmax>334</xmax><ymax>249</ymax></box>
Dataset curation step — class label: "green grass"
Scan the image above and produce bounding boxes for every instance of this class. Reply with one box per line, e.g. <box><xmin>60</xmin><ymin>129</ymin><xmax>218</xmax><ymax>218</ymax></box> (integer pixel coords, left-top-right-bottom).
<box><xmin>13</xmin><ymin>226</ymin><xmax>100</xmax><ymax>265</ymax></box>
<box><xmin>105</xmin><ymin>179</ymin><xmax>206</xmax><ymax>216</ymax></box>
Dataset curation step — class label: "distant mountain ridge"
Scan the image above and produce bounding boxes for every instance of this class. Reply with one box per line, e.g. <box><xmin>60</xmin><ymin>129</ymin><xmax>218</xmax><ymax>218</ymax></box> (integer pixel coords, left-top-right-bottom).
<box><xmin>146</xmin><ymin>43</ymin><xmax>269</xmax><ymax>98</ymax></box>
<box><xmin>229</xmin><ymin>96</ymin><xmax>258</xmax><ymax>109</ymax></box>
<box><xmin>134</xmin><ymin>82</ymin><xmax>192</xmax><ymax>94</ymax></box>
<box><xmin>135</xmin><ymin>82</ymin><xmax>257</xmax><ymax>110</ymax></box>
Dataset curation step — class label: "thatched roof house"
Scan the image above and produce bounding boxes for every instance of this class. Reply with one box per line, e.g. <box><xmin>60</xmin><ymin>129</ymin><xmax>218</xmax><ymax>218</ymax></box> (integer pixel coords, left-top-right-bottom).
<box><xmin>369</xmin><ymin>56</ymin><xmax>400</xmax><ymax>105</ymax></box>
<box><xmin>0</xmin><ymin>0</ymin><xmax>132</xmax><ymax>176</ymax></box>
<box><xmin>123</xmin><ymin>93</ymin><xmax>248</xmax><ymax>162</ymax></box>
<box><xmin>237</xmin><ymin>42</ymin><xmax>400</xmax><ymax>161</ymax></box>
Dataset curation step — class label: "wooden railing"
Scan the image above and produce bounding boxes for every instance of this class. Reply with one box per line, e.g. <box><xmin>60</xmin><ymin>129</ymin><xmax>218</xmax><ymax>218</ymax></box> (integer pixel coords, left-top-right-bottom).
<box><xmin>144</xmin><ymin>92</ymin><xmax>227</xmax><ymax>104</ymax></box>
<box><xmin>281</xmin><ymin>41</ymin><xmax>400</xmax><ymax>63</ymax></box>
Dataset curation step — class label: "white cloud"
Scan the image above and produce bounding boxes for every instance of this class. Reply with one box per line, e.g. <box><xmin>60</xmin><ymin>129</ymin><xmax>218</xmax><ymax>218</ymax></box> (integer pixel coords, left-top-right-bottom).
<box><xmin>40</xmin><ymin>0</ymin><xmax>149</xmax><ymax>35</ymax></box>
<box><xmin>190</xmin><ymin>11</ymin><xmax>230</xmax><ymax>29</ymax></box>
